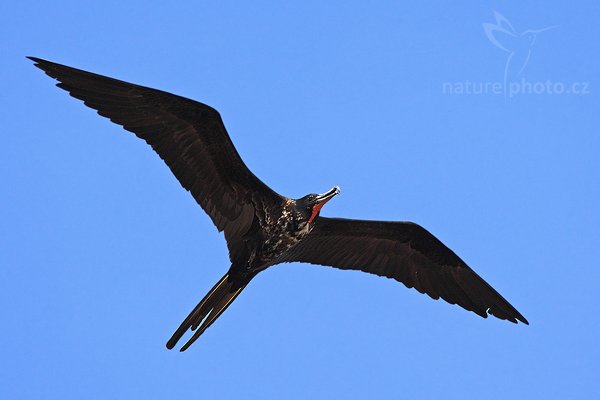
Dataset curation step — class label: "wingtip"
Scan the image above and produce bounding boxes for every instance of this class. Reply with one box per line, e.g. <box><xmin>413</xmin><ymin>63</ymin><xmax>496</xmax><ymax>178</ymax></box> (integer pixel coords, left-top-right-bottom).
<box><xmin>27</xmin><ymin>57</ymin><xmax>62</xmax><ymax>72</ymax></box>
<box><xmin>27</xmin><ymin>56</ymin><xmax>43</xmax><ymax>64</ymax></box>
<box><xmin>27</xmin><ymin>56</ymin><xmax>51</xmax><ymax>72</ymax></box>
<box><xmin>499</xmin><ymin>311</ymin><xmax>529</xmax><ymax>326</ymax></box>
<box><xmin>511</xmin><ymin>308</ymin><xmax>529</xmax><ymax>325</ymax></box>
<box><xmin>503</xmin><ymin>313</ymin><xmax>529</xmax><ymax>325</ymax></box>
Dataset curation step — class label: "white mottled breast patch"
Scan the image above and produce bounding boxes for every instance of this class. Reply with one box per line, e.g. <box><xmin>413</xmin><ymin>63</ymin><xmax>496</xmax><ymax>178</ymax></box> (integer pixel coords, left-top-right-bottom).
<box><xmin>260</xmin><ymin>201</ymin><xmax>313</xmax><ymax>262</ymax></box>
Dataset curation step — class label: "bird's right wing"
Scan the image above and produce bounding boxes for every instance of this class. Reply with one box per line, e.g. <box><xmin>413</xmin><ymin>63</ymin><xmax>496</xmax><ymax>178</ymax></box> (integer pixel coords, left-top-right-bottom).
<box><xmin>279</xmin><ymin>217</ymin><xmax>528</xmax><ymax>324</ymax></box>
<box><xmin>29</xmin><ymin>57</ymin><xmax>284</xmax><ymax>242</ymax></box>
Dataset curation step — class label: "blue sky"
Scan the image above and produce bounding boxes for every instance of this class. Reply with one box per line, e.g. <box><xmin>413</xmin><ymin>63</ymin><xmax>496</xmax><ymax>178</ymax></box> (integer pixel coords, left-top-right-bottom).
<box><xmin>2</xmin><ymin>1</ymin><xmax>599</xmax><ymax>399</ymax></box>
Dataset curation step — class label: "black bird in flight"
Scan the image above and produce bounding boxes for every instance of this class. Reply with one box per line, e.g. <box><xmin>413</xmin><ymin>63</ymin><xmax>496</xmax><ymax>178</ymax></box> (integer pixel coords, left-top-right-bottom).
<box><xmin>29</xmin><ymin>57</ymin><xmax>528</xmax><ymax>351</ymax></box>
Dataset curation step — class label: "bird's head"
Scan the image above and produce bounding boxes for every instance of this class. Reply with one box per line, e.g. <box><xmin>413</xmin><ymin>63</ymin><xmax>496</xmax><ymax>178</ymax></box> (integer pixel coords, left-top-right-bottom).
<box><xmin>296</xmin><ymin>186</ymin><xmax>340</xmax><ymax>223</ymax></box>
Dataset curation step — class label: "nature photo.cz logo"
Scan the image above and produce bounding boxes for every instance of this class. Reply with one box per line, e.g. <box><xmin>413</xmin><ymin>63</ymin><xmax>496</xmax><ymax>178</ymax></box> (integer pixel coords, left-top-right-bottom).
<box><xmin>442</xmin><ymin>11</ymin><xmax>590</xmax><ymax>97</ymax></box>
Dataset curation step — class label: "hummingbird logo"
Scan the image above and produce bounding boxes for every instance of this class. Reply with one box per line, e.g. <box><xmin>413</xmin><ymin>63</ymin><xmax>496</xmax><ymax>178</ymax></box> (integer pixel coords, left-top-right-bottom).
<box><xmin>483</xmin><ymin>11</ymin><xmax>557</xmax><ymax>88</ymax></box>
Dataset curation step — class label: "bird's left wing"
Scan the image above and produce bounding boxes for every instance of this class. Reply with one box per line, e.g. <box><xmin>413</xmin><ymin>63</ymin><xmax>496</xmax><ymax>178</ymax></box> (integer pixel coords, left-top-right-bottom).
<box><xmin>29</xmin><ymin>57</ymin><xmax>283</xmax><ymax>244</ymax></box>
<box><xmin>278</xmin><ymin>217</ymin><xmax>528</xmax><ymax>324</ymax></box>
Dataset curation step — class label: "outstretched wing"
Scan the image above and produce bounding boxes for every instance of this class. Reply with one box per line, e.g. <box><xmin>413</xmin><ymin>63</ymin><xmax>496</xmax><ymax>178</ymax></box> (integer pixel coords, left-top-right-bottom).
<box><xmin>29</xmin><ymin>57</ymin><xmax>282</xmax><ymax>244</ymax></box>
<box><xmin>280</xmin><ymin>217</ymin><xmax>528</xmax><ymax>324</ymax></box>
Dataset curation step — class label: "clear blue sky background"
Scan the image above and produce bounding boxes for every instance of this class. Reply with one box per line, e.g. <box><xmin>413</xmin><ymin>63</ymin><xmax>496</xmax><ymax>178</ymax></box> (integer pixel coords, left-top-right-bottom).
<box><xmin>2</xmin><ymin>1</ymin><xmax>598</xmax><ymax>399</ymax></box>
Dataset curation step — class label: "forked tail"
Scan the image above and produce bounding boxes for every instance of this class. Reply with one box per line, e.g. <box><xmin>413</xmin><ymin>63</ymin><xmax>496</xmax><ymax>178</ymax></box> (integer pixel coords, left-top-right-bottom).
<box><xmin>166</xmin><ymin>272</ymin><xmax>250</xmax><ymax>352</ymax></box>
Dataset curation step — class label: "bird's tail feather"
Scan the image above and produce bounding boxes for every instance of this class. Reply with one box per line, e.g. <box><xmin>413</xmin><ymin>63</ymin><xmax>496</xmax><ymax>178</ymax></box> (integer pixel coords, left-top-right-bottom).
<box><xmin>166</xmin><ymin>272</ymin><xmax>249</xmax><ymax>352</ymax></box>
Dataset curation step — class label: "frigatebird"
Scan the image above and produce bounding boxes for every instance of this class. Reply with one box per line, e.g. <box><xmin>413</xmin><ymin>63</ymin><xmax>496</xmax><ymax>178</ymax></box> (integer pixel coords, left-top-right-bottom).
<box><xmin>29</xmin><ymin>57</ymin><xmax>528</xmax><ymax>352</ymax></box>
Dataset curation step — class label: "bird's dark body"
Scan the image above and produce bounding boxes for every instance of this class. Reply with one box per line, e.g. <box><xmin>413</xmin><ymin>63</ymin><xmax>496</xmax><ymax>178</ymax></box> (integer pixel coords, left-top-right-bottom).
<box><xmin>29</xmin><ymin>57</ymin><xmax>528</xmax><ymax>352</ymax></box>
<box><xmin>254</xmin><ymin>199</ymin><xmax>314</xmax><ymax>266</ymax></box>
<box><xmin>226</xmin><ymin>198</ymin><xmax>313</xmax><ymax>278</ymax></box>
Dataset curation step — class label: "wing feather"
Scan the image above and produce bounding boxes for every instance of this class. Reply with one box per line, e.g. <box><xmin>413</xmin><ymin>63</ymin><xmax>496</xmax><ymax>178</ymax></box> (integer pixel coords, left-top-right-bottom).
<box><xmin>280</xmin><ymin>217</ymin><xmax>528</xmax><ymax>324</ymax></box>
<box><xmin>30</xmin><ymin>57</ymin><xmax>283</xmax><ymax>248</ymax></box>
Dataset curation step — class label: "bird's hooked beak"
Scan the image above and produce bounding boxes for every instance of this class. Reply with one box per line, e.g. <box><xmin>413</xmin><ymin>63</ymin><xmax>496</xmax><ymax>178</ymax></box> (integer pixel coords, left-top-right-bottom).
<box><xmin>316</xmin><ymin>186</ymin><xmax>341</xmax><ymax>204</ymax></box>
<box><xmin>309</xmin><ymin>186</ymin><xmax>340</xmax><ymax>223</ymax></box>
